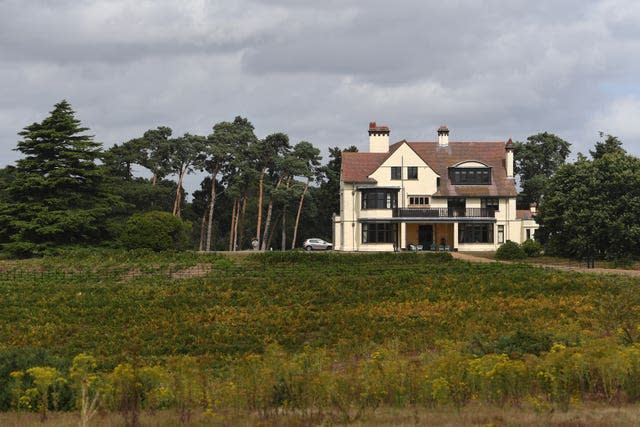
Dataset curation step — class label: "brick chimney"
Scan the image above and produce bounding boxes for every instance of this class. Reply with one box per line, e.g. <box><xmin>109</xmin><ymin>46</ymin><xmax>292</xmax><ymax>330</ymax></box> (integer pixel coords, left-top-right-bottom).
<box><xmin>437</xmin><ymin>125</ymin><xmax>449</xmax><ymax>147</ymax></box>
<box><xmin>368</xmin><ymin>122</ymin><xmax>390</xmax><ymax>153</ymax></box>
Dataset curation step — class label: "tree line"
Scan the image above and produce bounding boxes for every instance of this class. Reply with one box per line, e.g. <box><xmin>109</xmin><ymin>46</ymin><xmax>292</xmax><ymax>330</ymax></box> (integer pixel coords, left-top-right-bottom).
<box><xmin>1</xmin><ymin>100</ymin><xmax>637</xmax><ymax>259</ymax></box>
<box><xmin>0</xmin><ymin>100</ymin><xmax>356</xmax><ymax>257</ymax></box>
<box><xmin>514</xmin><ymin>131</ymin><xmax>640</xmax><ymax>260</ymax></box>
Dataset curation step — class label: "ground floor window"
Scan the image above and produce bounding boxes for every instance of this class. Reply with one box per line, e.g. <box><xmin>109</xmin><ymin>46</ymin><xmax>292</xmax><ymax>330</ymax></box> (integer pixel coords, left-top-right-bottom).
<box><xmin>498</xmin><ymin>225</ymin><xmax>504</xmax><ymax>243</ymax></box>
<box><xmin>459</xmin><ymin>223</ymin><xmax>494</xmax><ymax>243</ymax></box>
<box><xmin>362</xmin><ymin>223</ymin><xmax>395</xmax><ymax>244</ymax></box>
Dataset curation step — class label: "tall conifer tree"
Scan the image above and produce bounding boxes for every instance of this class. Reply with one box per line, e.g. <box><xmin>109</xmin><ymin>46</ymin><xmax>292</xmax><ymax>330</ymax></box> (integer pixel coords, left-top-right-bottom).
<box><xmin>0</xmin><ymin>100</ymin><xmax>121</xmax><ymax>256</ymax></box>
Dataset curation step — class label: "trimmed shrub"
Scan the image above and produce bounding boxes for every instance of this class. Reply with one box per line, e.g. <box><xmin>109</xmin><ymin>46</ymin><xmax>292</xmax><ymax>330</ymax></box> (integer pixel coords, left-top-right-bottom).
<box><xmin>120</xmin><ymin>211</ymin><xmax>191</xmax><ymax>251</ymax></box>
<box><xmin>495</xmin><ymin>240</ymin><xmax>527</xmax><ymax>260</ymax></box>
<box><xmin>520</xmin><ymin>239</ymin><xmax>543</xmax><ymax>257</ymax></box>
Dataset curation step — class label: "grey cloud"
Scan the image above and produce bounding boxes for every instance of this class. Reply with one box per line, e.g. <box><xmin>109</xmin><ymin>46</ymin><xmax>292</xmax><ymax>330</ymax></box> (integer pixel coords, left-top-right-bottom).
<box><xmin>1</xmin><ymin>0</ymin><xmax>639</xmax><ymax>195</ymax></box>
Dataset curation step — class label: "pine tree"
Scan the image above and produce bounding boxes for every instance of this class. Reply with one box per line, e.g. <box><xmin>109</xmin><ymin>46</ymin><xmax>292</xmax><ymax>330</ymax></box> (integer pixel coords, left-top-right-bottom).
<box><xmin>0</xmin><ymin>100</ymin><xmax>122</xmax><ymax>256</ymax></box>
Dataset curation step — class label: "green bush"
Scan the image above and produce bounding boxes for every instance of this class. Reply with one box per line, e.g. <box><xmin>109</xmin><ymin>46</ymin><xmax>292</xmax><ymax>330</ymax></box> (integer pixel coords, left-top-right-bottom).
<box><xmin>520</xmin><ymin>239</ymin><xmax>543</xmax><ymax>257</ymax></box>
<box><xmin>495</xmin><ymin>241</ymin><xmax>527</xmax><ymax>260</ymax></box>
<box><xmin>1</xmin><ymin>241</ymin><xmax>48</xmax><ymax>259</ymax></box>
<box><xmin>120</xmin><ymin>211</ymin><xmax>191</xmax><ymax>251</ymax></box>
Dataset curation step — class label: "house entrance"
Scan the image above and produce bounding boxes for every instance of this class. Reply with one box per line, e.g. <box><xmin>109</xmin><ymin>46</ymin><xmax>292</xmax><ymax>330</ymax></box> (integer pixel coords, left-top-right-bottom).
<box><xmin>418</xmin><ymin>225</ymin><xmax>433</xmax><ymax>249</ymax></box>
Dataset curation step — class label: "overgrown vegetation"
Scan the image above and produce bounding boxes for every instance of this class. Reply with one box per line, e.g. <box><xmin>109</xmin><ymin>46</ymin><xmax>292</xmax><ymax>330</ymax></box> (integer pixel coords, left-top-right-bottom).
<box><xmin>2</xmin><ymin>251</ymin><xmax>640</xmax><ymax>423</ymax></box>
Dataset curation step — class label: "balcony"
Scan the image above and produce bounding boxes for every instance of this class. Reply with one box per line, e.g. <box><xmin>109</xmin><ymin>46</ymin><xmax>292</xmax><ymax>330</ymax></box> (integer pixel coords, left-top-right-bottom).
<box><xmin>393</xmin><ymin>207</ymin><xmax>495</xmax><ymax>219</ymax></box>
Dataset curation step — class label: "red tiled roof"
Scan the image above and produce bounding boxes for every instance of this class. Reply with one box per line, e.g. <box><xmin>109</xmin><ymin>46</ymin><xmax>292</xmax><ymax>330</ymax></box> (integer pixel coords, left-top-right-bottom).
<box><xmin>341</xmin><ymin>152</ymin><xmax>389</xmax><ymax>183</ymax></box>
<box><xmin>516</xmin><ymin>209</ymin><xmax>535</xmax><ymax>220</ymax></box>
<box><xmin>341</xmin><ymin>141</ymin><xmax>517</xmax><ymax>197</ymax></box>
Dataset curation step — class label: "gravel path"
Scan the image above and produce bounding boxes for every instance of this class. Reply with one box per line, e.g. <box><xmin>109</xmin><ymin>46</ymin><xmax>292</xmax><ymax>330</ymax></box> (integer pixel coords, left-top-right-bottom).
<box><xmin>451</xmin><ymin>251</ymin><xmax>640</xmax><ymax>277</ymax></box>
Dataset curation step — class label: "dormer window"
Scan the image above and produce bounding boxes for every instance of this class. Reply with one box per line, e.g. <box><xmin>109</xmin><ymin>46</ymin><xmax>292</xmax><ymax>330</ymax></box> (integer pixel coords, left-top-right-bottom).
<box><xmin>449</xmin><ymin>167</ymin><xmax>491</xmax><ymax>185</ymax></box>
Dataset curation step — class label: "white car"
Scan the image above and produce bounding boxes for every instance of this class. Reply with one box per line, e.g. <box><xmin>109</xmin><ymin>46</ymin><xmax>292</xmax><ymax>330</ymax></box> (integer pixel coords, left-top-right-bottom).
<box><xmin>302</xmin><ymin>238</ymin><xmax>333</xmax><ymax>251</ymax></box>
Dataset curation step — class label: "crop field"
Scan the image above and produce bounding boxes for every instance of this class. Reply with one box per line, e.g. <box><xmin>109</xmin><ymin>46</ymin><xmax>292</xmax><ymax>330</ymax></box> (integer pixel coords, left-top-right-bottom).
<box><xmin>1</xmin><ymin>250</ymin><xmax>640</xmax><ymax>426</ymax></box>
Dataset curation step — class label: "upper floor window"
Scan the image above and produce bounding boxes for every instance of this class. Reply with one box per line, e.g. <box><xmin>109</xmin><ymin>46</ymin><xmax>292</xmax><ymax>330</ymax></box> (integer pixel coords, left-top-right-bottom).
<box><xmin>481</xmin><ymin>198</ymin><xmax>499</xmax><ymax>211</ymax></box>
<box><xmin>361</xmin><ymin>190</ymin><xmax>397</xmax><ymax>210</ymax></box>
<box><xmin>391</xmin><ymin>167</ymin><xmax>401</xmax><ymax>180</ymax></box>
<box><xmin>449</xmin><ymin>167</ymin><xmax>491</xmax><ymax>185</ymax></box>
<box><xmin>409</xmin><ymin>196</ymin><xmax>429</xmax><ymax>206</ymax></box>
<box><xmin>407</xmin><ymin>167</ymin><xmax>418</xmax><ymax>180</ymax></box>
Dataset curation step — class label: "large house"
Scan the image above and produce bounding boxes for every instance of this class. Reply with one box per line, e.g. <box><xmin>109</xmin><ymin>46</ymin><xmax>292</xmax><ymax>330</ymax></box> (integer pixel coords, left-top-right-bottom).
<box><xmin>333</xmin><ymin>123</ymin><xmax>538</xmax><ymax>252</ymax></box>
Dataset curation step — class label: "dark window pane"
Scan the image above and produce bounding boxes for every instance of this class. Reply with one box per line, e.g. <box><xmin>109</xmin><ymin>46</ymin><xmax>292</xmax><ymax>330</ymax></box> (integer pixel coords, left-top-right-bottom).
<box><xmin>362</xmin><ymin>222</ymin><xmax>395</xmax><ymax>243</ymax></box>
<box><xmin>458</xmin><ymin>223</ymin><xmax>494</xmax><ymax>243</ymax></box>
<box><xmin>450</xmin><ymin>167</ymin><xmax>492</xmax><ymax>185</ymax></box>
<box><xmin>391</xmin><ymin>167</ymin><xmax>401</xmax><ymax>180</ymax></box>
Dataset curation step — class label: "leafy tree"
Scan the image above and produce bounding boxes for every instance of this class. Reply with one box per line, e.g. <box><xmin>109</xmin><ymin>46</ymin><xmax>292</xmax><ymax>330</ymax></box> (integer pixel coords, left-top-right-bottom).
<box><xmin>191</xmin><ymin>177</ymin><xmax>230</xmax><ymax>251</ymax></box>
<box><xmin>0</xmin><ymin>100</ymin><xmax>122</xmax><ymax>256</ymax></box>
<box><xmin>513</xmin><ymin>133</ymin><xmax>571</xmax><ymax>205</ymax></box>
<box><xmin>103</xmin><ymin>142</ymin><xmax>141</xmax><ymax>180</ymax></box>
<box><xmin>314</xmin><ymin>146</ymin><xmax>358</xmax><ymax>241</ymax></box>
<box><xmin>590</xmin><ymin>132</ymin><xmax>626</xmax><ymax>160</ymax></box>
<box><xmin>200</xmin><ymin>117</ymin><xmax>257</xmax><ymax>251</ymax></box>
<box><xmin>120</xmin><ymin>211</ymin><xmax>191</xmax><ymax>251</ymax></box>
<box><xmin>291</xmin><ymin>141</ymin><xmax>322</xmax><ymax>249</ymax></box>
<box><xmin>167</xmin><ymin>133</ymin><xmax>205</xmax><ymax>218</ymax></box>
<box><xmin>253</xmin><ymin>133</ymin><xmax>291</xmax><ymax>249</ymax></box>
<box><xmin>226</xmin><ymin>142</ymin><xmax>258</xmax><ymax>251</ymax></box>
<box><xmin>129</xmin><ymin>126</ymin><xmax>173</xmax><ymax>185</ymax></box>
<box><xmin>538</xmin><ymin>137</ymin><xmax>640</xmax><ymax>259</ymax></box>
<box><xmin>260</xmin><ymin>136</ymin><xmax>292</xmax><ymax>250</ymax></box>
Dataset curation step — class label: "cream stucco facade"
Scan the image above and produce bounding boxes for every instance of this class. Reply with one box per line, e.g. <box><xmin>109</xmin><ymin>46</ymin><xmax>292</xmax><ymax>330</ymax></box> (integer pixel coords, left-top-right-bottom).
<box><xmin>333</xmin><ymin>124</ymin><xmax>539</xmax><ymax>252</ymax></box>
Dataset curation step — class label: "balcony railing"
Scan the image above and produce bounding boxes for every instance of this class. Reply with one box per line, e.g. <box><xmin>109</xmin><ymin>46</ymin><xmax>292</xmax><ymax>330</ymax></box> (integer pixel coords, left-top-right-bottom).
<box><xmin>393</xmin><ymin>207</ymin><xmax>495</xmax><ymax>218</ymax></box>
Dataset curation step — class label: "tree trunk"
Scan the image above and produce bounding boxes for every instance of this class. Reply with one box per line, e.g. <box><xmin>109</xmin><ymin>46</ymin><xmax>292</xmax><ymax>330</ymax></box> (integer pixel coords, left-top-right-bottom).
<box><xmin>233</xmin><ymin>198</ymin><xmax>242</xmax><ymax>251</ymax></box>
<box><xmin>198</xmin><ymin>209</ymin><xmax>208</xmax><ymax>251</ymax></box>
<box><xmin>267</xmin><ymin>212</ymin><xmax>281</xmax><ymax>250</ymax></box>
<box><xmin>256</xmin><ymin>167</ymin><xmax>266</xmax><ymax>248</ymax></box>
<box><xmin>261</xmin><ymin>176</ymin><xmax>284</xmax><ymax>250</ymax></box>
<box><xmin>238</xmin><ymin>196</ymin><xmax>248</xmax><ymax>249</ymax></box>
<box><xmin>229</xmin><ymin>198</ymin><xmax>238</xmax><ymax>251</ymax></box>
<box><xmin>172</xmin><ymin>169</ymin><xmax>185</xmax><ymax>217</ymax></box>
<box><xmin>281</xmin><ymin>178</ymin><xmax>292</xmax><ymax>251</ymax></box>
<box><xmin>205</xmin><ymin>168</ymin><xmax>220</xmax><ymax>252</ymax></box>
<box><xmin>291</xmin><ymin>179</ymin><xmax>310</xmax><ymax>249</ymax></box>
<box><xmin>281</xmin><ymin>208</ymin><xmax>286</xmax><ymax>251</ymax></box>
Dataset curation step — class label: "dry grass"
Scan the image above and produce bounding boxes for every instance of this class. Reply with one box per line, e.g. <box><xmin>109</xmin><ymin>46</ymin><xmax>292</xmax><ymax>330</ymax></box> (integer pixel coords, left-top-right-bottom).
<box><xmin>3</xmin><ymin>404</ymin><xmax>640</xmax><ymax>427</ymax></box>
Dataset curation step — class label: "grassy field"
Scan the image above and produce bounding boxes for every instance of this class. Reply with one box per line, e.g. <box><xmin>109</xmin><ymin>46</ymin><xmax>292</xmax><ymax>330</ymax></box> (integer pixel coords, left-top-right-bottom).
<box><xmin>1</xmin><ymin>250</ymin><xmax>640</xmax><ymax>425</ymax></box>
<box><xmin>2</xmin><ymin>404</ymin><xmax>640</xmax><ymax>427</ymax></box>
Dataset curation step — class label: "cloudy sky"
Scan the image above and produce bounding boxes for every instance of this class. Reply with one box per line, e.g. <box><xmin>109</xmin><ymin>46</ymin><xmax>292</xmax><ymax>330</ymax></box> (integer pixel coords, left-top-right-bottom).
<box><xmin>1</xmin><ymin>0</ymin><xmax>639</xmax><ymax>192</ymax></box>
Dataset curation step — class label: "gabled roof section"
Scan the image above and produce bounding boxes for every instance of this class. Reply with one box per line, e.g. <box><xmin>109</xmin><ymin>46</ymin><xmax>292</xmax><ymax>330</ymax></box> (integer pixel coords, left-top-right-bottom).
<box><xmin>341</xmin><ymin>141</ymin><xmax>411</xmax><ymax>183</ymax></box>
<box><xmin>341</xmin><ymin>152</ymin><xmax>389</xmax><ymax>183</ymax></box>
<box><xmin>407</xmin><ymin>141</ymin><xmax>517</xmax><ymax>197</ymax></box>
<box><xmin>341</xmin><ymin>140</ymin><xmax>517</xmax><ymax>197</ymax></box>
